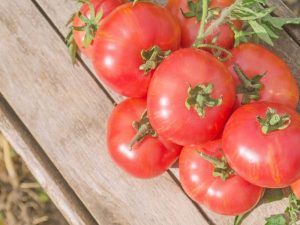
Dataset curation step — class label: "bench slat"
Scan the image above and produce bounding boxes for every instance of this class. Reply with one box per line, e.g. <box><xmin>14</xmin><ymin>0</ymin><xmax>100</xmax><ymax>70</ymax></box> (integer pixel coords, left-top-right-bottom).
<box><xmin>0</xmin><ymin>96</ymin><xmax>98</xmax><ymax>225</ymax></box>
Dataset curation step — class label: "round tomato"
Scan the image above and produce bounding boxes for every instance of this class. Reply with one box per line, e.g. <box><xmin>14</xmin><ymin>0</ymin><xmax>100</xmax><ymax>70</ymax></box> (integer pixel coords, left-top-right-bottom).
<box><xmin>179</xmin><ymin>139</ymin><xmax>264</xmax><ymax>215</ymax></box>
<box><xmin>226</xmin><ymin>43</ymin><xmax>299</xmax><ymax>108</ymax></box>
<box><xmin>223</xmin><ymin>102</ymin><xmax>300</xmax><ymax>188</ymax></box>
<box><xmin>291</xmin><ymin>179</ymin><xmax>300</xmax><ymax>199</ymax></box>
<box><xmin>107</xmin><ymin>98</ymin><xmax>181</xmax><ymax>178</ymax></box>
<box><xmin>147</xmin><ymin>48</ymin><xmax>235</xmax><ymax>146</ymax></box>
<box><xmin>166</xmin><ymin>0</ymin><xmax>239</xmax><ymax>48</ymax></box>
<box><xmin>93</xmin><ymin>2</ymin><xmax>181</xmax><ymax>97</ymax></box>
<box><xmin>72</xmin><ymin>0</ymin><xmax>124</xmax><ymax>58</ymax></box>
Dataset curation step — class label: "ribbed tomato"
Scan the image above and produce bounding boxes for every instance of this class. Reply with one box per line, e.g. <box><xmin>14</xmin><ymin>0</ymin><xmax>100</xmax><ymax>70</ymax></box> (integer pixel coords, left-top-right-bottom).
<box><xmin>107</xmin><ymin>98</ymin><xmax>181</xmax><ymax>178</ymax></box>
<box><xmin>93</xmin><ymin>2</ymin><xmax>181</xmax><ymax>97</ymax></box>
<box><xmin>179</xmin><ymin>139</ymin><xmax>264</xmax><ymax>215</ymax></box>
<box><xmin>226</xmin><ymin>43</ymin><xmax>299</xmax><ymax>108</ymax></box>
<box><xmin>223</xmin><ymin>102</ymin><xmax>300</xmax><ymax>188</ymax></box>
<box><xmin>147</xmin><ymin>48</ymin><xmax>235</xmax><ymax>146</ymax></box>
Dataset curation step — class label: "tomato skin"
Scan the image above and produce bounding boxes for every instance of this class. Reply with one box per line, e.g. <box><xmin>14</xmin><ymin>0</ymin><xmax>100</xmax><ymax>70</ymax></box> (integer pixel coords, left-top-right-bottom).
<box><xmin>223</xmin><ymin>102</ymin><xmax>300</xmax><ymax>188</ymax></box>
<box><xmin>107</xmin><ymin>98</ymin><xmax>181</xmax><ymax>178</ymax></box>
<box><xmin>166</xmin><ymin>0</ymin><xmax>237</xmax><ymax>48</ymax></box>
<box><xmin>291</xmin><ymin>179</ymin><xmax>300</xmax><ymax>199</ymax></box>
<box><xmin>147</xmin><ymin>48</ymin><xmax>235</xmax><ymax>146</ymax></box>
<box><xmin>93</xmin><ymin>2</ymin><xmax>181</xmax><ymax>97</ymax></box>
<box><xmin>226</xmin><ymin>43</ymin><xmax>299</xmax><ymax>108</ymax></box>
<box><xmin>179</xmin><ymin>140</ymin><xmax>264</xmax><ymax>215</ymax></box>
<box><xmin>73</xmin><ymin>0</ymin><xmax>124</xmax><ymax>58</ymax></box>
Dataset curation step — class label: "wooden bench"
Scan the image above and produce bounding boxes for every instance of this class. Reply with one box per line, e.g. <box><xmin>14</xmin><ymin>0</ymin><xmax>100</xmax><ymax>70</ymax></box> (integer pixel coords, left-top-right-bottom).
<box><xmin>0</xmin><ymin>0</ymin><xmax>299</xmax><ymax>224</ymax></box>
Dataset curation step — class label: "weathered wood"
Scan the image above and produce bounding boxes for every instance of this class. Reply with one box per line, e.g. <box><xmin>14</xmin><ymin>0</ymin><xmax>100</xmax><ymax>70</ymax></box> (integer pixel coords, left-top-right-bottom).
<box><xmin>0</xmin><ymin>95</ymin><xmax>98</xmax><ymax>225</ymax></box>
<box><xmin>0</xmin><ymin>0</ymin><xmax>211</xmax><ymax>224</ymax></box>
<box><xmin>32</xmin><ymin>0</ymin><xmax>300</xmax><ymax>224</ymax></box>
<box><xmin>266</xmin><ymin>0</ymin><xmax>300</xmax><ymax>46</ymax></box>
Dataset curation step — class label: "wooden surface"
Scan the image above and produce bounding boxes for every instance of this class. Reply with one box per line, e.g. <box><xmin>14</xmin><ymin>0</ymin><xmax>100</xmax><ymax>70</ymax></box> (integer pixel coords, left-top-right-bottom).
<box><xmin>0</xmin><ymin>0</ymin><xmax>299</xmax><ymax>224</ymax></box>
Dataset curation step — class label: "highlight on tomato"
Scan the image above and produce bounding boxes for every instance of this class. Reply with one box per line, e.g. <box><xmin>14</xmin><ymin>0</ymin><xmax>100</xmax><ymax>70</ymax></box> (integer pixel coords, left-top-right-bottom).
<box><xmin>223</xmin><ymin>102</ymin><xmax>300</xmax><ymax>188</ymax></box>
<box><xmin>147</xmin><ymin>48</ymin><xmax>235</xmax><ymax>146</ymax></box>
<box><xmin>66</xmin><ymin>0</ymin><xmax>124</xmax><ymax>62</ymax></box>
<box><xmin>107</xmin><ymin>98</ymin><xmax>181</xmax><ymax>179</ymax></box>
<box><xmin>226</xmin><ymin>43</ymin><xmax>299</xmax><ymax>108</ymax></box>
<box><xmin>166</xmin><ymin>0</ymin><xmax>240</xmax><ymax>48</ymax></box>
<box><xmin>93</xmin><ymin>2</ymin><xmax>181</xmax><ymax>97</ymax></box>
<box><xmin>179</xmin><ymin>139</ymin><xmax>264</xmax><ymax>215</ymax></box>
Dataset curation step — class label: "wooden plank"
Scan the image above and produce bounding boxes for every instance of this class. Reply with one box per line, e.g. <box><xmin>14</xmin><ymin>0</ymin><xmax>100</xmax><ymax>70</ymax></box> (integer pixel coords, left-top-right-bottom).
<box><xmin>0</xmin><ymin>0</ymin><xmax>211</xmax><ymax>224</ymax></box>
<box><xmin>30</xmin><ymin>0</ymin><xmax>300</xmax><ymax>224</ymax></box>
<box><xmin>0</xmin><ymin>95</ymin><xmax>98</xmax><ymax>225</ymax></box>
<box><xmin>267</xmin><ymin>0</ymin><xmax>300</xmax><ymax>46</ymax></box>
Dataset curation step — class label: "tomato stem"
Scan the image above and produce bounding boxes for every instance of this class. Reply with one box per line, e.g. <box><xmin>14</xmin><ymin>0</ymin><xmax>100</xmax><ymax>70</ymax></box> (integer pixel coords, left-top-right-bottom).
<box><xmin>256</xmin><ymin>108</ymin><xmax>291</xmax><ymax>134</ymax></box>
<box><xmin>197</xmin><ymin>44</ymin><xmax>232</xmax><ymax>62</ymax></box>
<box><xmin>139</xmin><ymin>46</ymin><xmax>171</xmax><ymax>75</ymax></box>
<box><xmin>198</xmin><ymin>151</ymin><xmax>234</xmax><ymax>180</ymax></box>
<box><xmin>128</xmin><ymin>111</ymin><xmax>157</xmax><ymax>149</ymax></box>
<box><xmin>185</xmin><ymin>83</ymin><xmax>222</xmax><ymax>118</ymax></box>
<box><xmin>197</xmin><ymin>0</ymin><xmax>208</xmax><ymax>45</ymax></box>
<box><xmin>193</xmin><ymin>0</ymin><xmax>242</xmax><ymax>47</ymax></box>
<box><xmin>234</xmin><ymin>63</ymin><xmax>265</xmax><ymax>104</ymax></box>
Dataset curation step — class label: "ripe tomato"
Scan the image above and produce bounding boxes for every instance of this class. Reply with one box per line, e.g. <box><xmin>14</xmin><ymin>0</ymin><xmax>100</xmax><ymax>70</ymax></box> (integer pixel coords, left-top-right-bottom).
<box><xmin>291</xmin><ymin>179</ymin><xmax>300</xmax><ymax>199</ymax></box>
<box><xmin>147</xmin><ymin>48</ymin><xmax>235</xmax><ymax>146</ymax></box>
<box><xmin>166</xmin><ymin>0</ymin><xmax>239</xmax><ymax>48</ymax></box>
<box><xmin>107</xmin><ymin>98</ymin><xmax>181</xmax><ymax>178</ymax></box>
<box><xmin>179</xmin><ymin>139</ymin><xmax>264</xmax><ymax>215</ymax></box>
<box><xmin>226</xmin><ymin>43</ymin><xmax>299</xmax><ymax>108</ymax></box>
<box><xmin>223</xmin><ymin>102</ymin><xmax>300</xmax><ymax>188</ymax></box>
<box><xmin>72</xmin><ymin>0</ymin><xmax>124</xmax><ymax>58</ymax></box>
<box><xmin>93</xmin><ymin>2</ymin><xmax>181</xmax><ymax>97</ymax></box>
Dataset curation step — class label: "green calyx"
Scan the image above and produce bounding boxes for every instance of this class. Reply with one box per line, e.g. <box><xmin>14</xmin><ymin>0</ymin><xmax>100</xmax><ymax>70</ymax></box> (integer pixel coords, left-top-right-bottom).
<box><xmin>257</xmin><ymin>107</ymin><xmax>291</xmax><ymax>135</ymax></box>
<box><xmin>73</xmin><ymin>0</ymin><xmax>103</xmax><ymax>48</ymax></box>
<box><xmin>66</xmin><ymin>13</ymin><xmax>79</xmax><ymax>64</ymax></box>
<box><xmin>185</xmin><ymin>83</ymin><xmax>222</xmax><ymax>118</ymax></box>
<box><xmin>128</xmin><ymin>110</ymin><xmax>157</xmax><ymax>149</ymax></box>
<box><xmin>181</xmin><ymin>0</ymin><xmax>203</xmax><ymax>21</ymax></box>
<box><xmin>198</xmin><ymin>151</ymin><xmax>234</xmax><ymax>180</ymax></box>
<box><xmin>139</xmin><ymin>46</ymin><xmax>171</xmax><ymax>75</ymax></box>
<box><xmin>234</xmin><ymin>63</ymin><xmax>265</xmax><ymax>105</ymax></box>
<box><xmin>181</xmin><ymin>0</ymin><xmax>219</xmax><ymax>22</ymax></box>
<box><xmin>65</xmin><ymin>0</ymin><xmax>103</xmax><ymax>64</ymax></box>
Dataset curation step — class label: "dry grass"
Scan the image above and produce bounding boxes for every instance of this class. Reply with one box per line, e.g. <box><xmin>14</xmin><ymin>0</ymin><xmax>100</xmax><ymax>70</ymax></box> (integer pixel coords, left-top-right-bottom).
<box><xmin>0</xmin><ymin>134</ymin><xmax>68</xmax><ymax>225</ymax></box>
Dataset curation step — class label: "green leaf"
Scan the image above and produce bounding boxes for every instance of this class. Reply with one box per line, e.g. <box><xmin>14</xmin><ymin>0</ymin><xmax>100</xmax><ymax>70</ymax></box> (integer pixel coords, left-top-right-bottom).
<box><xmin>249</xmin><ymin>20</ymin><xmax>273</xmax><ymax>45</ymax></box>
<box><xmin>265</xmin><ymin>215</ymin><xmax>287</xmax><ymax>225</ymax></box>
<box><xmin>263</xmin><ymin>17</ymin><xmax>300</xmax><ymax>30</ymax></box>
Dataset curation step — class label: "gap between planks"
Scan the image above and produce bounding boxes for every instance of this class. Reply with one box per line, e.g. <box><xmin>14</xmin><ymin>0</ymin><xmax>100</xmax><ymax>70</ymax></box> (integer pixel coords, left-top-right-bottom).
<box><xmin>29</xmin><ymin>0</ymin><xmax>217</xmax><ymax>224</ymax></box>
<box><xmin>0</xmin><ymin>93</ymin><xmax>98</xmax><ymax>225</ymax></box>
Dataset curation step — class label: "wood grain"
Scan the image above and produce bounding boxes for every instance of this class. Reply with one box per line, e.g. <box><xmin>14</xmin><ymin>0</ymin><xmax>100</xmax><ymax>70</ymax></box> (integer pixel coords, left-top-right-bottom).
<box><xmin>0</xmin><ymin>0</ymin><xmax>211</xmax><ymax>224</ymax></box>
<box><xmin>0</xmin><ymin>95</ymin><xmax>98</xmax><ymax>225</ymax></box>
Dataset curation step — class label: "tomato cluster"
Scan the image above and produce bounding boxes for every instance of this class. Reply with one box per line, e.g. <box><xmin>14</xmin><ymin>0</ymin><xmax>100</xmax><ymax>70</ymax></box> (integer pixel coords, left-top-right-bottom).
<box><xmin>67</xmin><ymin>0</ymin><xmax>300</xmax><ymax>218</ymax></box>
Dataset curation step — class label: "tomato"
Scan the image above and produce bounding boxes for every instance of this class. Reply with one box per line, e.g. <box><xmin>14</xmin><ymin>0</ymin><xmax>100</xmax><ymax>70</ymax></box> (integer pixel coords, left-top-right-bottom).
<box><xmin>93</xmin><ymin>2</ymin><xmax>181</xmax><ymax>97</ymax></box>
<box><xmin>179</xmin><ymin>139</ymin><xmax>264</xmax><ymax>215</ymax></box>
<box><xmin>147</xmin><ymin>48</ymin><xmax>235</xmax><ymax>146</ymax></box>
<box><xmin>166</xmin><ymin>0</ymin><xmax>239</xmax><ymax>48</ymax></box>
<box><xmin>226</xmin><ymin>43</ymin><xmax>299</xmax><ymax>108</ymax></box>
<box><xmin>223</xmin><ymin>102</ymin><xmax>300</xmax><ymax>188</ymax></box>
<box><xmin>107</xmin><ymin>98</ymin><xmax>181</xmax><ymax>178</ymax></box>
<box><xmin>291</xmin><ymin>179</ymin><xmax>300</xmax><ymax>199</ymax></box>
<box><xmin>72</xmin><ymin>0</ymin><xmax>124</xmax><ymax>58</ymax></box>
